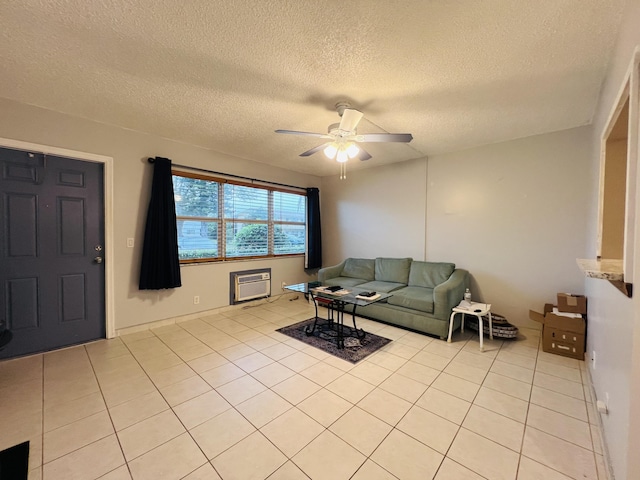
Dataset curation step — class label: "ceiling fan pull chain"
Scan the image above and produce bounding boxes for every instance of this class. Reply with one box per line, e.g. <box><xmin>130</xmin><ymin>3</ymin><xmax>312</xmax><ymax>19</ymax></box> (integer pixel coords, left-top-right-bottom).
<box><xmin>340</xmin><ymin>162</ymin><xmax>347</xmax><ymax>180</ymax></box>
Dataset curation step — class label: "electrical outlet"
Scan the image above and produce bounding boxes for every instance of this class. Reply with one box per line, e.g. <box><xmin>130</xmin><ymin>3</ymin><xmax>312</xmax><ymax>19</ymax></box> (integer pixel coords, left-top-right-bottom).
<box><xmin>592</xmin><ymin>350</ymin><xmax>596</xmax><ymax>369</ymax></box>
<box><xmin>193</xmin><ymin>296</ymin><xmax>200</xmax><ymax>305</ymax></box>
<box><xmin>597</xmin><ymin>399</ymin><xmax>608</xmax><ymax>414</ymax></box>
<box><xmin>281</xmin><ymin>281</ymin><xmax>287</xmax><ymax>290</ymax></box>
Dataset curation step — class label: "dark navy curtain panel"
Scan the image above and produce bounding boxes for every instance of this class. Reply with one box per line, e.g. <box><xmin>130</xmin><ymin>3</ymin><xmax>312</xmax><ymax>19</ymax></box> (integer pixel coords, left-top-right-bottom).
<box><xmin>139</xmin><ymin>157</ymin><xmax>182</xmax><ymax>289</ymax></box>
<box><xmin>305</xmin><ymin>187</ymin><xmax>322</xmax><ymax>269</ymax></box>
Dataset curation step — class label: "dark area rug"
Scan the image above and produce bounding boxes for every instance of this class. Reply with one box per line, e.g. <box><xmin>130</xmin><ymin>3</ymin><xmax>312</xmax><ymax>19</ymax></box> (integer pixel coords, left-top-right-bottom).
<box><xmin>277</xmin><ymin>317</ymin><xmax>391</xmax><ymax>363</ymax></box>
<box><xmin>0</xmin><ymin>441</ymin><xmax>29</xmax><ymax>480</ymax></box>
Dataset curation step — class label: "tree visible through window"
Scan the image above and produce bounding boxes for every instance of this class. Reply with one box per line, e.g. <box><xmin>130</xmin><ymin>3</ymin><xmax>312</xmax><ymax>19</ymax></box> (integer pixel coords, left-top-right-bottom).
<box><xmin>172</xmin><ymin>172</ymin><xmax>306</xmax><ymax>262</ymax></box>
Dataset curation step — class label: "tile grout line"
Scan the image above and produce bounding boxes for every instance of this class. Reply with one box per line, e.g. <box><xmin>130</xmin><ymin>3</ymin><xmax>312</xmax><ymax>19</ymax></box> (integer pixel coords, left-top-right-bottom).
<box><xmin>40</xmin><ymin>345</ymin><xmax>136</xmax><ymax>478</ymax></box>
<box><xmin>219</xmin><ymin>305</ymin><xmax>332</xmax><ymax>478</ymax></box>
<box><xmin>22</xmin><ymin>306</ymin><xmax>600</xmax><ymax>480</ymax></box>
<box><xmin>149</xmin><ymin>324</ymin><xmax>227</xmax><ymax>478</ymax></box>
<box><xmin>260</xmin><ymin>315</ymin><xmax>433</xmax><ymax>479</ymax></box>
<box><xmin>516</xmin><ymin>329</ymin><xmax>542</xmax><ymax>479</ymax></box>
<box><xmin>350</xmin><ymin>328</ymin><xmax>501</xmax><ymax>480</ymax></box>
<box><xmin>582</xmin><ymin>365</ymin><xmax>609</xmax><ymax>480</ymax></box>
<box><xmin>167</xmin><ymin>312</ymin><xmax>321</xmax><ymax>475</ymax></box>
<box><xmin>122</xmin><ymin>311</ymin><xmax>291</xmax><ymax>476</ymax></box>
<box><xmin>161</xmin><ymin>308</ymin><xmax>326</xmax><ymax>478</ymax></box>
<box><xmin>431</xmin><ymin>334</ymin><xmax>503</xmax><ymax>479</ymax></box>
<box><xmin>84</xmin><ymin>341</ymin><xmax>138</xmax><ymax>479</ymax></box>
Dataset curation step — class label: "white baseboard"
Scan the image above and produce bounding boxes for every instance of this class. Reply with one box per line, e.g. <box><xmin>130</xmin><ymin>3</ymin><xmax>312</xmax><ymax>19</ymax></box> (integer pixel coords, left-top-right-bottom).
<box><xmin>583</xmin><ymin>366</ymin><xmax>615</xmax><ymax>480</ymax></box>
<box><xmin>115</xmin><ymin>293</ymin><xmax>296</xmax><ymax>337</ymax></box>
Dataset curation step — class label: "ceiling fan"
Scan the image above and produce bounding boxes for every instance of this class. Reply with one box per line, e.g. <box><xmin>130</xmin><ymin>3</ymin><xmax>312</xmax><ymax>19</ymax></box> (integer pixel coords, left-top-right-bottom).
<box><xmin>275</xmin><ymin>102</ymin><xmax>413</xmax><ymax>177</ymax></box>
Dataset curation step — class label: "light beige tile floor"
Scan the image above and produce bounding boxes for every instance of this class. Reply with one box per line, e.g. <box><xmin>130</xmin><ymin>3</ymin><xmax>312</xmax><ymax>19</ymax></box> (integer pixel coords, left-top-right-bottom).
<box><xmin>0</xmin><ymin>298</ymin><xmax>607</xmax><ymax>480</ymax></box>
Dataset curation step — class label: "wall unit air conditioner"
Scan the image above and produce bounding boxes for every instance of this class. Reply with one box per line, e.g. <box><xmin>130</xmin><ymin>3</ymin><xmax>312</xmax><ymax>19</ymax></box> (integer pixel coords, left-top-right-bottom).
<box><xmin>234</xmin><ymin>272</ymin><xmax>271</xmax><ymax>302</ymax></box>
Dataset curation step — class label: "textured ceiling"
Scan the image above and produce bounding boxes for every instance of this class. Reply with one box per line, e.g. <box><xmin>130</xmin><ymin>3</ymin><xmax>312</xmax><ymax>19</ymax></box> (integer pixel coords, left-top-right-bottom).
<box><xmin>0</xmin><ymin>0</ymin><xmax>627</xmax><ymax>176</ymax></box>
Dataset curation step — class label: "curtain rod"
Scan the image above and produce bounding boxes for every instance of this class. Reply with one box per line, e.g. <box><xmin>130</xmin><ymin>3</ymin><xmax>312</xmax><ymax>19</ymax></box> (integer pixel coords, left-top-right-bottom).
<box><xmin>147</xmin><ymin>157</ymin><xmax>308</xmax><ymax>192</ymax></box>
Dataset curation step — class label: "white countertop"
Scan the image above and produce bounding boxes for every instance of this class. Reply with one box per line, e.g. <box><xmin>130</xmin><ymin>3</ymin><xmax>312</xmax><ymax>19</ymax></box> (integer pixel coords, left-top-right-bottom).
<box><xmin>576</xmin><ymin>258</ymin><xmax>624</xmax><ymax>281</ymax></box>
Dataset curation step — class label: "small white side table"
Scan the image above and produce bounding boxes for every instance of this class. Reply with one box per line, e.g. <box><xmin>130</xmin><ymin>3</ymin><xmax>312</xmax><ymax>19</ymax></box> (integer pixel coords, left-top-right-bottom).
<box><xmin>448</xmin><ymin>302</ymin><xmax>493</xmax><ymax>351</ymax></box>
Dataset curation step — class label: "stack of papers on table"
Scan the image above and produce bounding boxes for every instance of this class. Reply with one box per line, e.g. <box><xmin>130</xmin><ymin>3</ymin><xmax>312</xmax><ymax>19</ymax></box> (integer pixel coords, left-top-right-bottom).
<box><xmin>356</xmin><ymin>293</ymin><xmax>381</xmax><ymax>301</ymax></box>
<box><xmin>551</xmin><ymin>307</ymin><xmax>583</xmax><ymax>318</ymax></box>
<box><xmin>455</xmin><ymin>301</ymin><xmax>474</xmax><ymax>310</ymax></box>
<box><xmin>313</xmin><ymin>286</ymin><xmax>350</xmax><ymax>296</ymax></box>
<box><xmin>455</xmin><ymin>301</ymin><xmax>489</xmax><ymax>311</ymax></box>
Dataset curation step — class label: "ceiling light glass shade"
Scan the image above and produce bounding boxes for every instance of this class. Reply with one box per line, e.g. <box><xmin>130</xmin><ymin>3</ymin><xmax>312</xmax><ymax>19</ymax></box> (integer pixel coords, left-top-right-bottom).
<box><xmin>336</xmin><ymin>149</ymin><xmax>349</xmax><ymax>163</ymax></box>
<box><xmin>323</xmin><ymin>143</ymin><xmax>338</xmax><ymax>159</ymax></box>
<box><xmin>346</xmin><ymin>143</ymin><xmax>359</xmax><ymax>159</ymax></box>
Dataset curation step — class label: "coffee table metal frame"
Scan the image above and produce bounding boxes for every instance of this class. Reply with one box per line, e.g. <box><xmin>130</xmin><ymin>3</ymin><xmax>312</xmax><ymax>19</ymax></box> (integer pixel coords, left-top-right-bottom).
<box><xmin>284</xmin><ymin>283</ymin><xmax>392</xmax><ymax>349</ymax></box>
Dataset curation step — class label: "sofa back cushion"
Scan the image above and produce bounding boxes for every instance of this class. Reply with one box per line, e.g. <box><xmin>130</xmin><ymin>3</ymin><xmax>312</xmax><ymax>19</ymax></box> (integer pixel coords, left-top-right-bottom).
<box><xmin>342</xmin><ymin>258</ymin><xmax>375</xmax><ymax>281</ymax></box>
<box><xmin>375</xmin><ymin>257</ymin><xmax>412</xmax><ymax>284</ymax></box>
<box><xmin>408</xmin><ymin>261</ymin><xmax>455</xmax><ymax>288</ymax></box>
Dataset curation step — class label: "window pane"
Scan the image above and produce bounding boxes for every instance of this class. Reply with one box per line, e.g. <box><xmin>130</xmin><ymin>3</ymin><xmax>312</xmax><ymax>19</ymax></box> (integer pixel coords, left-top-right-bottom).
<box><xmin>172</xmin><ymin>172</ymin><xmax>307</xmax><ymax>262</ymax></box>
<box><xmin>273</xmin><ymin>191</ymin><xmax>306</xmax><ymax>222</ymax></box>
<box><xmin>274</xmin><ymin>224</ymin><xmax>306</xmax><ymax>254</ymax></box>
<box><xmin>224</xmin><ymin>184</ymin><xmax>268</xmax><ymax>221</ymax></box>
<box><xmin>177</xmin><ymin>220</ymin><xmax>218</xmax><ymax>260</ymax></box>
<box><xmin>173</xmin><ymin>176</ymin><xmax>218</xmax><ymax>218</ymax></box>
<box><xmin>226</xmin><ymin>222</ymin><xmax>268</xmax><ymax>257</ymax></box>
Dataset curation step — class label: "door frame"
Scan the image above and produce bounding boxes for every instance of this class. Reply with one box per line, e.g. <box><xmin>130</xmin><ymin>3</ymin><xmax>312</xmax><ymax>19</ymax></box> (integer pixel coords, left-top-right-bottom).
<box><xmin>0</xmin><ymin>137</ymin><xmax>115</xmax><ymax>339</ymax></box>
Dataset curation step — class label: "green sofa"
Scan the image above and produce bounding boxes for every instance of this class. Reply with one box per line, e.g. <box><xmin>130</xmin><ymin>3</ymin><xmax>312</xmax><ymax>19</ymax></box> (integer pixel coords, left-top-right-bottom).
<box><xmin>317</xmin><ymin>257</ymin><xmax>469</xmax><ymax>339</ymax></box>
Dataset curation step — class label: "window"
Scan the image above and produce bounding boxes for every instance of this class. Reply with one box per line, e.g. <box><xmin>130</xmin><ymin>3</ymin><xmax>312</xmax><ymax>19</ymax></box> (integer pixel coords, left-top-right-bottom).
<box><xmin>172</xmin><ymin>171</ymin><xmax>306</xmax><ymax>262</ymax></box>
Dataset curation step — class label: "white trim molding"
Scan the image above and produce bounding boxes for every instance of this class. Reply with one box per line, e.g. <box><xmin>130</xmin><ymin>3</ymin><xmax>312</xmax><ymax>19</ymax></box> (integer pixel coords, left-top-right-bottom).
<box><xmin>0</xmin><ymin>137</ymin><xmax>116</xmax><ymax>339</ymax></box>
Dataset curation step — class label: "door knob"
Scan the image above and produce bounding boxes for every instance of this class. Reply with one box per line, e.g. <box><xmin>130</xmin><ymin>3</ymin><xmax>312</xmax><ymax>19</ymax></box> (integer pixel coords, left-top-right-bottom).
<box><xmin>94</xmin><ymin>257</ymin><xmax>103</xmax><ymax>264</ymax></box>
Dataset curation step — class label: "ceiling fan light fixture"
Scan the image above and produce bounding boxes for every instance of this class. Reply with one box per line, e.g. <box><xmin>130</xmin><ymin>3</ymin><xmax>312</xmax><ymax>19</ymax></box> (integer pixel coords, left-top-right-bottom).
<box><xmin>336</xmin><ymin>149</ymin><xmax>349</xmax><ymax>163</ymax></box>
<box><xmin>323</xmin><ymin>143</ymin><xmax>338</xmax><ymax>159</ymax></box>
<box><xmin>346</xmin><ymin>143</ymin><xmax>359</xmax><ymax>159</ymax></box>
<box><xmin>275</xmin><ymin>103</ymin><xmax>412</xmax><ymax>179</ymax></box>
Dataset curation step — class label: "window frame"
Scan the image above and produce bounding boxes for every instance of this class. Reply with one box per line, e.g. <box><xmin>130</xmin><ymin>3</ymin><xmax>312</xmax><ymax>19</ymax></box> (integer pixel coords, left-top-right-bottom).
<box><xmin>172</xmin><ymin>170</ymin><xmax>307</xmax><ymax>264</ymax></box>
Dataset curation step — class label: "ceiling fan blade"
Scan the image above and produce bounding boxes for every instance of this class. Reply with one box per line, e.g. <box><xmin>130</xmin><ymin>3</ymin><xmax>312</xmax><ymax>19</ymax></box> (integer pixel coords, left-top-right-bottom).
<box><xmin>339</xmin><ymin>109</ymin><xmax>364</xmax><ymax>132</ymax></box>
<box><xmin>357</xmin><ymin>148</ymin><xmax>372</xmax><ymax>161</ymax></box>
<box><xmin>355</xmin><ymin>133</ymin><xmax>413</xmax><ymax>143</ymax></box>
<box><xmin>275</xmin><ymin>129</ymin><xmax>332</xmax><ymax>139</ymax></box>
<box><xmin>300</xmin><ymin>143</ymin><xmax>331</xmax><ymax>157</ymax></box>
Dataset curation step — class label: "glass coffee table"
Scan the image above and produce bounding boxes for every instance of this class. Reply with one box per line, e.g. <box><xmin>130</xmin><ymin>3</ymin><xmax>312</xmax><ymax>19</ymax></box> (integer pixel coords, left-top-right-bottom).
<box><xmin>285</xmin><ymin>282</ymin><xmax>392</xmax><ymax>349</ymax></box>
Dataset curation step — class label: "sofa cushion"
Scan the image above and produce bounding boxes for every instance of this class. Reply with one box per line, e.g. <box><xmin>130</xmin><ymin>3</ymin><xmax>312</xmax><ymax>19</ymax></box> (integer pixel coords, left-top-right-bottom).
<box><xmin>356</xmin><ymin>280</ymin><xmax>406</xmax><ymax>294</ymax></box>
<box><xmin>375</xmin><ymin>257</ymin><xmax>412</xmax><ymax>284</ymax></box>
<box><xmin>342</xmin><ymin>258</ymin><xmax>375</xmax><ymax>281</ymax></box>
<box><xmin>408</xmin><ymin>261</ymin><xmax>455</xmax><ymax>288</ymax></box>
<box><xmin>386</xmin><ymin>286</ymin><xmax>434</xmax><ymax>313</ymax></box>
<box><xmin>323</xmin><ymin>277</ymin><xmax>367</xmax><ymax>288</ymax></box>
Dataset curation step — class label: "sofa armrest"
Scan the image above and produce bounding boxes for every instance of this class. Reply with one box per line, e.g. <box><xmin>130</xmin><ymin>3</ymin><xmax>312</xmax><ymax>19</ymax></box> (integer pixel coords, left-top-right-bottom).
<box><xmin>318</xmin><ymin>260</ymin><xmax>347</xmax><ymax>283</ymax></box>
<box><xmin>433</xmin><ymin>269</ymin><xmax>469</xmax><ymax>320</ymax></box>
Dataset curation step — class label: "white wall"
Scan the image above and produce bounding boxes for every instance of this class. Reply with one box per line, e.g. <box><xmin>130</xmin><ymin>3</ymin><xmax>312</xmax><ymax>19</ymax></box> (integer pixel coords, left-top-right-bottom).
<box><xmin>0</xmin><ymin>98</ymin><xmax>320</xmax><ymax>330</ymax></box>
<box><xmin>321</xmin><ymin>158</ymin><xmax>427</xmax><ymax>266</ymax></box>
<box><xmin>322</xmin><ymin>128</ymin><xmax>592</xmax><ymax>329</ymax></box>
<box><xmin>427</xmin><ymin>127</ymin><xmax>592</xmax><ymax>327</ymax></box>
<box><xmin>584</xmin><ymin>1</ymin><xmax>640</xmax><ymax>478</ymax></box>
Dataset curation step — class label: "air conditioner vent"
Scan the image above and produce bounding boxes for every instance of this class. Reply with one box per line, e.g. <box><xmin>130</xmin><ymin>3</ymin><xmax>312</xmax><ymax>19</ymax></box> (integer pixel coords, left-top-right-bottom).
<box><xmin>237</xmin><ymin>273</ymin><xmax>270</xmax><ymax>284</ymax></box>
<box><xmin>233</xmin><ymin>271</ymin><xmax>271</xmax><ymax>303</ymax></box>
